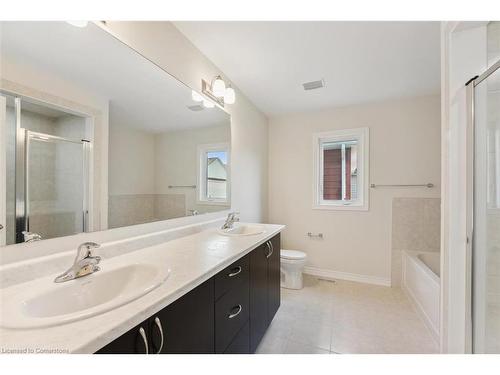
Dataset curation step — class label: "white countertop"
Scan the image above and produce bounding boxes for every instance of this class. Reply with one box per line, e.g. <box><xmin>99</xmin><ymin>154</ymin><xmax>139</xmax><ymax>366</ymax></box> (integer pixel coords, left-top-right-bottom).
<box><xmin>0</xmin><ymin>222</ymin><xmax>284</xmax><ymax>354</ymax></box>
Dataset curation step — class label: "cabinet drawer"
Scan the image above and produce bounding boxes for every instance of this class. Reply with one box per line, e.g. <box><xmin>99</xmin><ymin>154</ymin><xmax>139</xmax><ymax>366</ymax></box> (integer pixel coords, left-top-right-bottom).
<box><xmin>214</xmin><ymin>254</ymin><xmax>249</xmax><ymax>300</ymax></box>
<box><xmin>224</xmin><ymin>321</ymin><xmax>250</xmax><ymax>354</ymax></box>
<box><xmin>215</xmin><ymin>276</ymin><xmax>249</xmax><ymax>353</ymax></box>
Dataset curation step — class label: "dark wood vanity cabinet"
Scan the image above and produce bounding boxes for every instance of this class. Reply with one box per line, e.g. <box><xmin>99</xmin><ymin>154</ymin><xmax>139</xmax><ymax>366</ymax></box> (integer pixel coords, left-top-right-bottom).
<box><xmin>214</xmin><ymin>254</ymin><xmax>250</xmax><ymax>353</ymax></box>
<box><xmin>96</xmin><ymin>234</ymin><xmax>280</xmax><ymax>354</ymax></box>
<box><xmin>151</xmin><ymin>278</ymin><xmax>215</xmax><ymax>354</ymax></box>
<box><xmin>96</xmin><ymin>278</ymin><xmax>214</xmax><ymax>354</ymax></box>
<box><xmin>268</xmin><ymin>234</ymin><xmax>281</xmax><ymax>322</ymax></box>
<box><xmin>249</xmin><ymin>233</ymin><xmax>281</xmax><ymax>352</ymax></box>
<box><xmin>95</xmin><ymin>318</ymin><xmax>151</xmax><ymax>354</ymax></box>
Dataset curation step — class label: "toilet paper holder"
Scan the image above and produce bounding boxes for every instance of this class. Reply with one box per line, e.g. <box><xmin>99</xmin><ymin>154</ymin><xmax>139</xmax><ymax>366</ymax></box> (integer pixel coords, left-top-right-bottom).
<box><xmin>307</xmin><ymin>232</ymin><xmax>323</xmax><ymax>239</ymax></box>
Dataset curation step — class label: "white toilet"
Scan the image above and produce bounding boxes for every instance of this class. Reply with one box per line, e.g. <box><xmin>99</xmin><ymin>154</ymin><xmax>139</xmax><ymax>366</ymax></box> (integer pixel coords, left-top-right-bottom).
<box><xmin>280</xmin><ymin>249</ymin><xmax>307</xmax><ymax>290</ymax></box>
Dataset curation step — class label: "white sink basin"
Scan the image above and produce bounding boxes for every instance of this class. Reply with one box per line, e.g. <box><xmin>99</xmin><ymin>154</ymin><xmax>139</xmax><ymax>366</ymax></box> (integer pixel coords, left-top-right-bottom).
<box><xmin>218</xmin><ymin>224</ymin><xmax>266</xmax><ymax>237</ymax></box>
<box><xmin>1</xmin><ymin>263</ymin><xmax>170</xmax><ymax>329</ymax></box>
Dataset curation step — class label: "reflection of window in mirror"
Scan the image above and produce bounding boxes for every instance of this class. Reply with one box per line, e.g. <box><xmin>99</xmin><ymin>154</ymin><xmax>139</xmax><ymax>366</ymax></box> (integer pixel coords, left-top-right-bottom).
<box><xmin>198</xmin><ymin>143</ymin><xmax>230</xmax><ymax>204</ymax></box>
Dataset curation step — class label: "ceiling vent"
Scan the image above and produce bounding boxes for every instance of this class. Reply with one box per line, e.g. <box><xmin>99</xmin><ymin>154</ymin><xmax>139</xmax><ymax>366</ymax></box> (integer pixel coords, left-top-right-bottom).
<box><xmin>187</xmin><ymin>104</ymin><xmax>204</xmax><ymax>111</ymax></box>
<box><xmin>302</xmin><ymin>79</ymin><xmax>325</xmax><ymax>91</ymax></box>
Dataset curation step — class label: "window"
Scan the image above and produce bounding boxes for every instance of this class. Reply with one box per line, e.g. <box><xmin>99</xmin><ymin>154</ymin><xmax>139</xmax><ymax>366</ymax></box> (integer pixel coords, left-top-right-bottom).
<box><xmin>313</xmin><ymin>128</ymin><xmax>369</xmax><ymax>210</ymax></box>
<box><xmin>197</xmin><ymin>143</ymin><xmax>230</xmax><ymax>204</ymax></box>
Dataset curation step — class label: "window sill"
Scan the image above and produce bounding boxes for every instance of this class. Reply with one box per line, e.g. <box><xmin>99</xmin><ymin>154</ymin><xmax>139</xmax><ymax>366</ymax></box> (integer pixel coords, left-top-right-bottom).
<box><xmin>197</xmin><ymin>200</ymin><xmax>230</xmax><ymax>206</ymax></box>
<box><xmin>312</xmin><ymin>203</ymin><xmax>369</xmax><ymax>211</ymax></box>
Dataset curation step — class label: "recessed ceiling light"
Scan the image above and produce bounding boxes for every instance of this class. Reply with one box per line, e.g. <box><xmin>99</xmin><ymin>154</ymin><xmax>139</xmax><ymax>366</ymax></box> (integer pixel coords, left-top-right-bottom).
<box><xmin>302</xmin><ymin>79</ymin><xmax>326</xmax><ymax>91</ymax></box>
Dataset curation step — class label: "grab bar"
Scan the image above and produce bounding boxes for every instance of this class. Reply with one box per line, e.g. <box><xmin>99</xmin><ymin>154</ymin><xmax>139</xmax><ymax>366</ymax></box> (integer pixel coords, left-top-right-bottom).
<box><xmin>168</xmin><ymin>185</ymin><xmax>196</xmax><ymax>189</ymax></box>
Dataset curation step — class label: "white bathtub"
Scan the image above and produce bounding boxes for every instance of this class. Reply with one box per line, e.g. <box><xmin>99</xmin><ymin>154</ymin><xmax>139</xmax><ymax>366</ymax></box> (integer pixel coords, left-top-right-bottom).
<box><xmin>402</xmin><ymin>250</ymin><xmax>440</xmax><ymax>340</ymax></box>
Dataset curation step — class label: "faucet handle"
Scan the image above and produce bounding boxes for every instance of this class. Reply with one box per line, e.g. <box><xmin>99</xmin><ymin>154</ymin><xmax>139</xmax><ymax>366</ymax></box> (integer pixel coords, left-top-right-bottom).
<box><xmin>22</xmin><ymin>231</ymin><xmax>42</xmax><ymax>242</ymax></box>
<box><xmin>76</xmin><ymin>242</ymin><xmax>100</xmax><ymax>261</ymax></box>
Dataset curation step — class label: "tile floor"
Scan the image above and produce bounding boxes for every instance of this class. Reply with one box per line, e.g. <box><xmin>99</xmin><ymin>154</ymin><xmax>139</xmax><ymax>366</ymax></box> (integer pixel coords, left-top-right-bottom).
<box><xmin>256</xmin><ymin>275</ymin><xmax>439</xmax><ymax>354</ymax></box>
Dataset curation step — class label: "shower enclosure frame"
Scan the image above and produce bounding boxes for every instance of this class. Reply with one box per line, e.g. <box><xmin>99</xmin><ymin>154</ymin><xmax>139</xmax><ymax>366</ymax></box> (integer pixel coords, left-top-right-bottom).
<box><xmin>8</xmin><ymin>94</ymin><xmax>93</xmax><ymax>243</ymax></box>
<box><xmin>465</xmin><ymin>57</ymin><xmax>500</xmax><ymax>353</ymax></box>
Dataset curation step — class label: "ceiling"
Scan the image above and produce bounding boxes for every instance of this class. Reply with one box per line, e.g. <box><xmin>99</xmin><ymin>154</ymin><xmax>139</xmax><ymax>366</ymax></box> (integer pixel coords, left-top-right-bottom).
<box><xmin>1</xmin><ymin>21</ymin><xmax>229</xmax><ymax>133</ymax></box>
<box><xmin>174</xmin><ymin>21</ymin><xmax>441</xmax><ymax>116</ymax></box>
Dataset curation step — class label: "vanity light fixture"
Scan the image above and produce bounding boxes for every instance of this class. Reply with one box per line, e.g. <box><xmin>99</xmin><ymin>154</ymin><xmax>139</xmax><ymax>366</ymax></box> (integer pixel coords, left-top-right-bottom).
<box><xmin>201</xmin><ymin>75</ymin><xmax>237</xmax><ymax>107</ymax></box>
<box><xmin>224</xmin><ymin>84</ymin><xmax>236</xmax><ymax>105</ymax></box>
<box><xmin>66</xmin><ymin>21</ymin><xmax>89</xmax><ymax>28</ymax></box>
<box><xmin>203</xmin><ymin>99</ymin><xmax>215</xmax><ymax>108</ymax></box>
<box><xmin>192</xmin><ymin>89</ymin><xmax>216</xmax><ymax>109</ymax></box>
<box><xmin>212</xmin><ymin>76</ymin><xmax>226</xmax><ymax>97</ymax></box>
<box><xmin>191</xmin><ymin>90</ymin><xmax>204</xmax><ymax>102</ymax></box>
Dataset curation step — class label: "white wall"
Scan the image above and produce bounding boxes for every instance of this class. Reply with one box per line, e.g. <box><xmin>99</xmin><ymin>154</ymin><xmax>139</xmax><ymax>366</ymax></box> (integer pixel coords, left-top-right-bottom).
<box><xmin>107</xmin><ymin>123</ymin><xmax>230</xmax><ymax>226</ymax></box>
<box><xmin>103</xmin><ymin>21</ymin><xmax>269</xmax><ymax>223</ymax></box>
<box><xmin>268</xmin><ymin>95</ymin><xmax>441</xmax><ymax>283</ymax></box>
<box><xmin>440</xmin><ymin>22</ymin><xmax>488</xmax><ymax>353</ymax></box>
<box><xmin>155</xmin><ymin>124</ymin><xmax>230</xmax><ymax>213</ymax></box>
<box><xmin>108</xmin><ymin>123</ymin><xmax>156</xmax><ymax>195</ymax></box>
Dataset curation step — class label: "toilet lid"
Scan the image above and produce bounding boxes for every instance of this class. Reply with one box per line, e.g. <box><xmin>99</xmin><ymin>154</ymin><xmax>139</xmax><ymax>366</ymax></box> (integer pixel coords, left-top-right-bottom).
<box><xmin>281</xmin><ymin>249</ymin><xmax>307</xmax><ymax>260</ymax></box>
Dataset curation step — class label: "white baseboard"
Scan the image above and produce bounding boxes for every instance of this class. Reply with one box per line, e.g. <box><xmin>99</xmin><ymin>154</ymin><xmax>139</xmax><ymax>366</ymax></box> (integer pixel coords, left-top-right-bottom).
<box><xmin>303</xmin><ymin>266</ymin><xmax>391</xmax><ymax>287</ymax></box>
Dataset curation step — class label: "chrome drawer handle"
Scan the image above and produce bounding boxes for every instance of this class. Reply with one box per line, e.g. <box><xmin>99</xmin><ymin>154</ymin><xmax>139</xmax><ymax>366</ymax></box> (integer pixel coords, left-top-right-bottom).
<box><xmin>228</xmin><ymin>304</ymin><xmax>242</xmax><ymax>319</ymax></box>
<box><xmin>139</xmin><ymin>326</ymin><xmax>149</xmax><ymax>354</ymax></box>
<box><xmin>154</xmin><ymin>317</ymin><xmax>164</xmax><ymax>354</ymax></box>
<box><xmin>266</xmin><ymin>241</ymin><xmax>274</xmax><ymax>259</ymax></box>
<box><xmin>228</xmin><ymin>266</ymin><xmax>242</xmax><ymax>277</ymax></box>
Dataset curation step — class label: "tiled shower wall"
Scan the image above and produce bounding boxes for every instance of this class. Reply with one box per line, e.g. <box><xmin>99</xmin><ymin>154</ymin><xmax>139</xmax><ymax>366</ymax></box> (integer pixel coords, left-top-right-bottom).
<box><xmin>391</xmin><ymin>197</ymin><xmax>441</xmax><ymax>286</ymax></box>
<box><xmin>5</xmin><ymin>105</ymin><xmax>85</xmax><ymax>244</ymax></box>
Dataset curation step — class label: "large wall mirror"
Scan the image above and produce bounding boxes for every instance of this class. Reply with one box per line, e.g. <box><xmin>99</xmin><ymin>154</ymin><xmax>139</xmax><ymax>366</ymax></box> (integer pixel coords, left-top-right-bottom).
<box><xmin>0</xmin><ymin>21</ymin><xmax>231</xmax><ymax>246</ymax></box>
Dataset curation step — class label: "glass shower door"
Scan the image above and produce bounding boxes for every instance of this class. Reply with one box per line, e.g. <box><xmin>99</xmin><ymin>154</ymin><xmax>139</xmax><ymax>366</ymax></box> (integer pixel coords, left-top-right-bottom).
<box><xmin>472</xmin><ymin>62</ymin><xmax>500</xmax><ymax>353</ymax></box>
<box><xmin>24</xmin><ymin>131</ymin><xmax>87</xmax><ymax>241</ymax></box>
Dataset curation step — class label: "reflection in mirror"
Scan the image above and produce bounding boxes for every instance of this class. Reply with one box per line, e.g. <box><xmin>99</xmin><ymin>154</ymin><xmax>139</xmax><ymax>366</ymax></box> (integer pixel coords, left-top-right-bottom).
<box><xmin>108</xmin><ymin>120</ymin><xmax>230</xmax><ymax>229</ymax></box>
<box><xmin>3</xmin><ymin>94</ymin><xmax>89</xmax><ymax>244</ymax></box>
<box><xmin>0</xmin><ymin>21</ymin><xmax>231</xmax><ymax>245</ymax></box>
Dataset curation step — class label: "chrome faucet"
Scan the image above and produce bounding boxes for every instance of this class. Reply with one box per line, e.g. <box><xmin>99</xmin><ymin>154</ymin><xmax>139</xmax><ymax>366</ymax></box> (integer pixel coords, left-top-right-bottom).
<box><xmin>22</xmin><ymin>231</ymin><xmax>42</xmax><ymax>242</ymax></box>
<box><xmin>54</xmin><ymin>242</ymin><xmax>101</xmax><ymax>283</ymax></box>
<box><xmin>221</xmin><ymin>212</ymin><xmax>240</xmax><ymax>230</ymax></box>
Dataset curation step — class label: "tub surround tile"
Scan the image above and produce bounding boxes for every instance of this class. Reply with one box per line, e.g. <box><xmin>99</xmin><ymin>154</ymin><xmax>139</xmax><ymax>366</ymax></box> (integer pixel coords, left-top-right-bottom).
<box><xmin>391</xmin><ymin>197</ymin><xmax>441</xmax><ymax>286</ymax></box>
<box><xmin>422</xmin><ymin>198</ymin><xmax>441</xmax><ymax>251</ymax></box>
<box><xmin>154</xmin><ymin>194</ymin><xmax>186</xmax><ymax>220</ymax></box>
<box><xmin>108</xmin><ymin>193</ymin><xmax>188</xmax><ymax>229</ymax></box>
<box><xmin>392</xmin><ymin>198</ymin><xmax>441</xmax><ymax>252</ymax></box>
